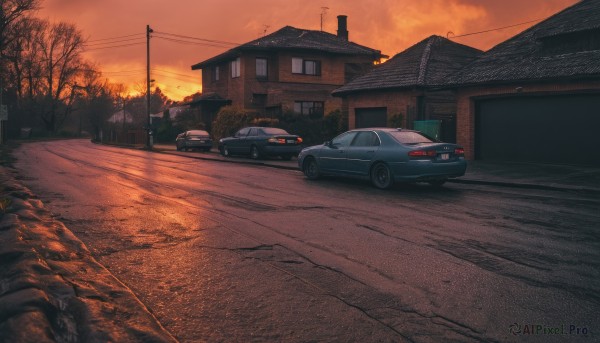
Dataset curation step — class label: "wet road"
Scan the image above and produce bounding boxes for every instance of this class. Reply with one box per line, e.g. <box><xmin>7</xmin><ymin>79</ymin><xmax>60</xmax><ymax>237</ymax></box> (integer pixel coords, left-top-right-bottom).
<box><xmin>14</xmin><ymin>139</ymin><xmax>599</xmax><ymax>342</ymax></box>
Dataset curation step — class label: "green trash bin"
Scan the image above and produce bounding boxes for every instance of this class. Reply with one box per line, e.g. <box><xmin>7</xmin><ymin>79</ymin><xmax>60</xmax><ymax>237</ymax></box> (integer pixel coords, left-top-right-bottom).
<box><xmin>413</xmin><ymin>120</ymin><xmax>441</xmax><ymax>141</ymax></box>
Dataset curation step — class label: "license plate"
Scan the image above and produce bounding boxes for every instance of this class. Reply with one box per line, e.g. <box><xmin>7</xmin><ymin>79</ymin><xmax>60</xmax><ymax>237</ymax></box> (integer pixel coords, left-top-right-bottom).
<box><xmin>198</xmin><ymin>140</ymin><xmax>205</xmax><ymax>143</ymax></box>
<box><xmin>440</xmin><ymin>153</ymin><xmax>449</xmax><ymax>160</ymax></box>
<box><xmin>287</xmin><ymin>140</ymin><xmax>296</xmax><ymax>144</ymax></box>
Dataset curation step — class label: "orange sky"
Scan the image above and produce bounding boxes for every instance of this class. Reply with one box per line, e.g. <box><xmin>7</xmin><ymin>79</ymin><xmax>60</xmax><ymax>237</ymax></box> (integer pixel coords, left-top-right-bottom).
<box><xmin>38</xmin><ymin>0</ymin><xmax>579</xmax><ymax>101</ymax></box>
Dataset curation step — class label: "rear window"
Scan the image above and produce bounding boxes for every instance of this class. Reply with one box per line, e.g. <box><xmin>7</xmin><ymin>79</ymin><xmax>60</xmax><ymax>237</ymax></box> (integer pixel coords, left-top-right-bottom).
<box><xmin>188</xmin><ymin>130</ymin><xmax>209</xmax><ymax>136</ymax></box>
<box><xmin>260</xmin><ymin>128</ymin><xmax>289</xmax><ymax>135</ymax></box>
<box><xmin>387</xmin><ymin>131</ymin><xmax>434</xmax><ymax>144</ymax></box>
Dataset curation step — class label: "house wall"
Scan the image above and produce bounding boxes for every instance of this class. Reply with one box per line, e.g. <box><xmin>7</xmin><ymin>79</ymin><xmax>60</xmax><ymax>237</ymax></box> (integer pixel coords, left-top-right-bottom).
<box><xmin>456</xmin><ymin>80</ymin><xmax>600</xmax><ymax>160</ymax></box>
<box><xmin>346</xmin><ymin>89</ymin><xmax>420</xmax><ymax>129</ymax></box>
<box><xmin>201</xmin><ymin>52</ymin><xmax>376</xmax><ymax>116</ymax></box>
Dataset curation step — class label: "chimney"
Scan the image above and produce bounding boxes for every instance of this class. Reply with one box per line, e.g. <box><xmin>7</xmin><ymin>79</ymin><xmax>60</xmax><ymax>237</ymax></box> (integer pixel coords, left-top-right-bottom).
<box><xmin>337</xmin><ymin>15</ymin><xmax>348</xmax><ymax>40</ymax></box>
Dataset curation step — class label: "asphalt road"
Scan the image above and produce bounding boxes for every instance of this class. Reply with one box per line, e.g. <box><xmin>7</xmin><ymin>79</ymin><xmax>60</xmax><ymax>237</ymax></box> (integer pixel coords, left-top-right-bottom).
<box><xmin>13</xmin><ymin>139</ymin><xmax>599</xmax><ymax>342</ymax></box>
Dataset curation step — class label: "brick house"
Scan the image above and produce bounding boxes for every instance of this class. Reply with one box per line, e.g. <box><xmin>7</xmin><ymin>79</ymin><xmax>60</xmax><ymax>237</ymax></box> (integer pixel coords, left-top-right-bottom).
<box><xmin>191</xmin><ymin>16</ymin><xmax>383</xmax><ymax>123</ymax></box>
<box><xmin>331</xmin><ymin>35</ymin><xmax>482</xmax><ymax>143</ymax></box>
<box><xmin>451</xmin><ymin>0</ymin><xmax>600</xmax><ymax>166</ymax></box>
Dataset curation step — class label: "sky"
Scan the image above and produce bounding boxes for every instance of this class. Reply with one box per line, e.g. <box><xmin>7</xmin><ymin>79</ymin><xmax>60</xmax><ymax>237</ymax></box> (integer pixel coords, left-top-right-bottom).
<box><xmin>38</xmin><ymin>0</ymin><xmax>579</xmax><ymax>101</ymax></box>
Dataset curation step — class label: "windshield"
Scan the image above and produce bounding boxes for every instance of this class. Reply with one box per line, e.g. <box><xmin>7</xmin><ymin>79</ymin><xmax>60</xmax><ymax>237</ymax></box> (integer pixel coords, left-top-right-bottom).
<box><xmin>387</xmin><ymin>131</ymin><xmax>434</xmax><ymax>144</ymax></box>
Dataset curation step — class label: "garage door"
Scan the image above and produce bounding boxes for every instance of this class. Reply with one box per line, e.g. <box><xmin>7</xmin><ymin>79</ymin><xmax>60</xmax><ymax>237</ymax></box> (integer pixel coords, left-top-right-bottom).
<box><xmin>475</xmin><ymin>94</ymin><xmax>600</xmax><ymax>166</ymax></box>
<box><xmin>355</xmin><ymin>107</ymin><xmax>387</xmax><ymax>128</ymax></box>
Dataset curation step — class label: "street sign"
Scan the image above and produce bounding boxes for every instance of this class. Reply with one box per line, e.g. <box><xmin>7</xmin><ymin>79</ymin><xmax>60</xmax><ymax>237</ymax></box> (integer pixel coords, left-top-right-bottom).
<box><xmin>0</xmin><ymin>105</ymin><xmax>7</xmax><ymax>121</ymax></box>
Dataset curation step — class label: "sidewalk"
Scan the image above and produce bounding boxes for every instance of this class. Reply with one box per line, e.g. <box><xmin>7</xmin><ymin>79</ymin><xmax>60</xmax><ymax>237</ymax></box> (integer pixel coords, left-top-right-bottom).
<box><xmin>152</xmin><ymin>143</ymin><xmax>600</xmax><ymax>194</ymax></box>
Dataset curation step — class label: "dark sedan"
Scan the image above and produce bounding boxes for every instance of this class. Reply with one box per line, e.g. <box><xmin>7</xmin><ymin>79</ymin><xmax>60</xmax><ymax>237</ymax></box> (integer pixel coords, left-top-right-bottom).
<box><xmin>176</xmin><ymin>130</ymin><xmax>213</xmax><ymax>152</ymax></box>
<box><xmin>297</xmin><ymin>128</ymin><xmax>466</xmax><ymax>189</ymax></box>
<box><xmin>219</xmin><ymin>127</ymin><xmax>303</xmax><ymax>160</ymax></box>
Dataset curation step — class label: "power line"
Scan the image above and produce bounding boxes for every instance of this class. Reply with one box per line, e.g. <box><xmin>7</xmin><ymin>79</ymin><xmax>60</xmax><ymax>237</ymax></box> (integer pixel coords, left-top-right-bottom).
<box><xmin>448</xmin><ymin>17</ymin><xmax>546</xmax><ymax>39</ymax></box>
<box><xmin>153</xmin><ymin>35</ymin><xmax>234</xmax><ymax>49</ymax></box>
<box><xmin>86</xmin><ymin>42</ymin><xmax>145</xmax><ymax>51</ymax></box>
<box><xmin>88</xmin><ymin>33</ymin><xmax>145</xmax><ymax>43</ymax></box>
<box><xmin>152</xmin><ymin>68</ymin><xmax>199</xmax><ymax>81</ymax></box>
<box><xmin>86</xmin><ymin>37</ymin><xmax>144</xmax><ymax>47</ymax></box>
<box><xmin>153</xmin><ymin>31</ymin><xmax>238</xmax><ymax>46</ymax></box>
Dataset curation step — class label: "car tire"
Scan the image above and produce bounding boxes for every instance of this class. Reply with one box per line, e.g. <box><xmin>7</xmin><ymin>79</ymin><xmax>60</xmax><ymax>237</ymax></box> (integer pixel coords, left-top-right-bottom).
<box><xmin>222</xmin><ymin>145</ymin><xmax>230</xmax><ymax>157</ymax></box>
<box><xmin>303</xmin><ymin>157</ymin><xmax>320</xmax><ymax>180</ymax></box>
<box><xmin>371</xmin><ymin>163</ymin><xmax>394</xmax><ymax>189</ymax></box>
<box><xmin>428</xmin><ymin>179</ymin><xmax>447</xmax><ymax>187</ymax></box>
<box><xmin>250</xmin><ymin>145</ymin><xmax>260</xmax><ymax>160</ymax></box>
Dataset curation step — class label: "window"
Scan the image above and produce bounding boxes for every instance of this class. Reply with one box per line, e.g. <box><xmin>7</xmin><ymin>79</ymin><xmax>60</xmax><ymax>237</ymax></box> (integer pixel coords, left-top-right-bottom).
<box><xmin>331</xmin><ymin>131</ymin><xmax>358</xmax><ymax>148</ymax></box>
<box><xmin>212</xmin><ymin>66</ymin><xmax>220</xmax><ymax>82</ymax></box>
<box><xmin>540</xmin><ymin>29</ymin><xmax>600</xmax><ymax>55</ymax></box>
<box><xmin>351</xmin><ymin>131</ymin><xmax>380</xmax><ymax>147</ymax></box>
<box><xmin>292</xmin><ymin>57</ymin><xmax>321</xmax><ymax>75</ymax></box>
<box><xmin>256</xmin><ymin>58</ymin><xmax>268</xmax><ymax>79</ymax></box>
<box><xmin>294</xmin><ymin>101</ymin><xmax>324</xmax><ymax>117</ymax></box>
<box><xmin>231</xmin><ymin>58</ymin><xmax>240</xmax><ymax>78</ymax></box>
<box><xmin>235</xmin><ymin>127</ymin><xmax>250</xmax><ymax>137</ymax></box>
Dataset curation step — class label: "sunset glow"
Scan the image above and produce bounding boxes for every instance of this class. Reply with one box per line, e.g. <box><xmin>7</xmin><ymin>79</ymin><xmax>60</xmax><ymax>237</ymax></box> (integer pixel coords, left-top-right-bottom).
<box><xmin>38</xmin><ymin>0</ymin><xmax>578</xmax><ymax>101</ymax></box>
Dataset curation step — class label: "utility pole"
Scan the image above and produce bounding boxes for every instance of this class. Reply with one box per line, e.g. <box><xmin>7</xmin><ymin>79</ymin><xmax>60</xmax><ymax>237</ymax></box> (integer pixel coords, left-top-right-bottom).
<box><xmin>146</xmin><ymin>24</ymin><xmax>153</xmax><ymax>149</ymax></box>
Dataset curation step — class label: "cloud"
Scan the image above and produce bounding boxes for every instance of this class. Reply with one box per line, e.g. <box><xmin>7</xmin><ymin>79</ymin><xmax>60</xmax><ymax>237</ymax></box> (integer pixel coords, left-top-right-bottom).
<box><xmin>38</xmin><ymin>0</ymin><xmax>579</xmax><ymax>100</ymax></box>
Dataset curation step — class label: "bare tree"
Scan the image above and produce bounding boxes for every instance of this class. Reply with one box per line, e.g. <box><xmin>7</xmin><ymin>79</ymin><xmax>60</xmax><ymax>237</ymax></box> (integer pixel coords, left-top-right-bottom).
<box><xmin>31</xmin><ymin>20</ymin><xmax>86</xmax><ymax>132</ymax></box>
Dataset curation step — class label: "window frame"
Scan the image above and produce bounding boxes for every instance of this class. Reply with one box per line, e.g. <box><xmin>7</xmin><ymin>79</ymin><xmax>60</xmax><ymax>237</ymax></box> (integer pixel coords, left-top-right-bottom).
<box><xmin>212</xmin><ymin>66</ymin><xmax>220</xmax><ymax>82</ymax></box>
<box><xmin>231</xmin><ymin>57</ymin><xmax>241</xmax><ymax>78</ymax></box>
<box><xmin>255</xmin><ymin>57</ymin><xmax>268</xmax><ymax>79</ymax></box>
<box><xmin>294</xmin><ymin>101</ymin><xmax>324</xmax><ymax>116</ymax></box>
<box><xmin>292</xmin><ymin>57</ymin><xmax>321</xmax><ymax>76</ymax></box>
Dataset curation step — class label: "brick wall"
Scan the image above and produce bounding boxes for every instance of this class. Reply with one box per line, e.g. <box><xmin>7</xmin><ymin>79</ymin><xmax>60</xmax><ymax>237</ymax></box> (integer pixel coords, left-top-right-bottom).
<box><xmin>456</xmin><ymin>80</ymin><xmax>600</xmax><ymax>160</ymax></box>
<box><xmin>347</xmin><ymin>89</ymin><xmax>421</xmax><ymax>129</ymax></box>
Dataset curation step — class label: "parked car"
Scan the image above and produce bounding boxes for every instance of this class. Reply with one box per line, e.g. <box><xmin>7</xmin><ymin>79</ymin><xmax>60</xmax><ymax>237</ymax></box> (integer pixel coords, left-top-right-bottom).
<box><xmin>219</xmin><ymin>127</ymin><xmax>303</xmax><ymax>160</ymax></box>
<box><xmin>297</xmin><ymin>128</ymin><xmax>466</xmax><ymax>189</ymax></box>
<box><xmin>176</xmin><ymin>130</ymin><xmax>213</xmax><ymax>152</ymax></box>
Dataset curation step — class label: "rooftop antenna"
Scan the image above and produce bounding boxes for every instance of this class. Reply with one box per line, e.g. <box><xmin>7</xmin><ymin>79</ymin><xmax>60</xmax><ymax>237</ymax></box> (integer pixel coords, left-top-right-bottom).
<box><xmin>263</xmin><ymin>25</ymin><xmax>270</xmax><ymax>36</ymax></box>
<box><xmin>320</xmin><ymin>6</ymin><xmax>329</xmax><ymax>31</ymax></box>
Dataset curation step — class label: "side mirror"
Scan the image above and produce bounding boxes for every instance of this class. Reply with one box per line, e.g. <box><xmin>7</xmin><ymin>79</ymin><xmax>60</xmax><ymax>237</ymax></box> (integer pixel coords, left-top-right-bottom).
<box><xmin>324</xmin><ymin>140</ymin><xmax>331</xmax><ymax>147</ymax></box>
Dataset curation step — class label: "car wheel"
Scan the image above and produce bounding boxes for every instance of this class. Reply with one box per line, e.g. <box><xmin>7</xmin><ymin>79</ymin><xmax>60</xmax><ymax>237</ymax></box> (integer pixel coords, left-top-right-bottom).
<box><xmin>222</xmin><ymin>145</ymin><xmax>230</xmax><ymax>157</ymax></box>
<box><xmin>429</xmin><ymin>179</ymin><xmax>447</xmax><ymax>187</ymax></box>
<box><xmin>250</xmin><ymin>145</ymin><xmax>260</xmax><ymax>160</ymax></box>
<box><xmin>303</xmin><ymin>157</ymin><xmax>320</xmax><ymax>180</ymax></box>
<box><xmin>371</xmin><ymin>163</ymin><xmax>394</xmax><ymax>189</ymax></box>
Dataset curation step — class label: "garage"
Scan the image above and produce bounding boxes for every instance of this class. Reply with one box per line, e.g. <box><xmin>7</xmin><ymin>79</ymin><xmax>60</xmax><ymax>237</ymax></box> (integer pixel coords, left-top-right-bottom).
<box><xmin>355</xmin><ymin>107</ymin><xmax>387</xmax><ymax>128</ymax></box>
<box><xmin>475</xmin><ymin>93</ymin><xmax>600</xmax><ymax>166</ymax></box>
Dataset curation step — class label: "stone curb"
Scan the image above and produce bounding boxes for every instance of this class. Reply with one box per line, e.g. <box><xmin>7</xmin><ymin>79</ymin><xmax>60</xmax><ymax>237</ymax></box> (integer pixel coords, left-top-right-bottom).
<box><xmin>0</xmin><ymin>167</ymin><xmax>177</xmax><ymax>343</ymax></box>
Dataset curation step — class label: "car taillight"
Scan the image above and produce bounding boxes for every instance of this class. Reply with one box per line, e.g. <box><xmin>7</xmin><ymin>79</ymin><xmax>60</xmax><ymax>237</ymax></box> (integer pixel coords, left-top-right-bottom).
<box><xmin>454</xmin><ymin>148</ymin><xmax>464</xmax><ymax>156</ymax></box>
<box><xmin>297</xmin><ymin>137</ymin><xmax>303</xmax><ymax>144</ymax></box>
<box><xmin>268</xmin><ymin>137</ymin><xmax>286</xmax><ymax>144</ymax></box>
<box><xmin>409</xmin><ymin>150</ymin><xmax>436</xmax><ymax>158</ymax></box>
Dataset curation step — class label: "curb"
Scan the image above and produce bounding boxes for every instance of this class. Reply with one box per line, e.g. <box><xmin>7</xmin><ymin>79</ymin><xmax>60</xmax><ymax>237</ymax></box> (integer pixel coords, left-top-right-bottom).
<box><xmin>152</xmin><ymin>147</ymin><xmax>598</xmax><ymax>194</ymax></box>
<box><xmin>0</xmin><ymin>167</ymin><xmax>177</xmax><ymax>342</ymax></box>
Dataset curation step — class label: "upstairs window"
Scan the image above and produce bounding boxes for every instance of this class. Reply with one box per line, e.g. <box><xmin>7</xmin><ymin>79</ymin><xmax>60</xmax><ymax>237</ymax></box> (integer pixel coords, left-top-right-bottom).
<box><xmin>256</xmin><ymin>58</ymin><xmax>268</xmax><ymax>79</ymax></box>
<box><xmin>212</xmin><ymin>66</ymin><xmax>220</xmax><ymax>82</ymax></box>
<box><xmin>292</xmin><ymin>57</ymin><xmax>321</xmax><ymax>76</ymax></box>
<box><xmin>231</xmin><ymin>58</ymin><xmax>241</xmax><ymax>78</ymax></box>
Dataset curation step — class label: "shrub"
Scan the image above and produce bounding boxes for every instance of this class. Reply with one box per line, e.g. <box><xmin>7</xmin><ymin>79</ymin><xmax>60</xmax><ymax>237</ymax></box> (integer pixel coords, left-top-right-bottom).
<box><xmin>211</xmin><ymin>106</ymin><xmax>256</xmax><ymax>141</ymax></box>
<box><xmin>388</xmin><ymin>113</ymin><xmax>404</xmax><ymax>128</ymax></box>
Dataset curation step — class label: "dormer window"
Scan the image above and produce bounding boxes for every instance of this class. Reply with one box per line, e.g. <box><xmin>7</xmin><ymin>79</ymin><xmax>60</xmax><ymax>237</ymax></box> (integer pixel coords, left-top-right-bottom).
<box><xmin>539</xmin><ymin>28</ymin><xmax>600</xmax><ymax>55</ymax></box>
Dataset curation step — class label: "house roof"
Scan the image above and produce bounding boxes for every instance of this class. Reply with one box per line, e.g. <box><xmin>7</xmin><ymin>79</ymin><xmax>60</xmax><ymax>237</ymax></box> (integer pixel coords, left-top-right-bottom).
<box><xmin>449</xmin><ymin>0</ymin><xmax>600</xmax><ymax>86</ymax></box>
<box><xmin>332</xmin><ymin>35</ymin><xmax>482</xmax><ymax>95</ymax></box>
<box><xmin>191</xmin><ymin>26</ymin><xmax>382</xmax><ymax>70</ymax></box>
